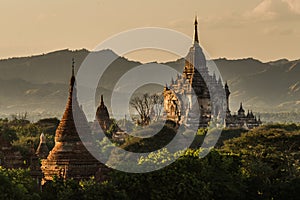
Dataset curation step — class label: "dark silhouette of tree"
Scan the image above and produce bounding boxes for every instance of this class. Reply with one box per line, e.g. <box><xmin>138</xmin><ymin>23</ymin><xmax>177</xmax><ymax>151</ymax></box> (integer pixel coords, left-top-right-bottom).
<box><xmin>0</xmin><ymin>123</ymin><xmax>17</xmax><ymax>144</ymax></box>
<box><xmin>130</xmin><ymin>93</ymin><xmax>163</xmax><ymax>126</ymax></box>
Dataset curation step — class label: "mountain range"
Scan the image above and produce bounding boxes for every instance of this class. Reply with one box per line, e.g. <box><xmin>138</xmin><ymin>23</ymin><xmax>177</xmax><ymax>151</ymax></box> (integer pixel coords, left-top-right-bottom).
<box><xmin>0</xmin><ymin>49</ymin><xmax>299</xmax><ymax>121</ymax></box>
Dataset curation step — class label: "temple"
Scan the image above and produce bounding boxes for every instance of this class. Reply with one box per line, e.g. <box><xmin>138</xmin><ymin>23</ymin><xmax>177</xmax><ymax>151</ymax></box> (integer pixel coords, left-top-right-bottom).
<box><xmin>94</xmin><ymin>95</ymin><xmax>127</xmax><ymax>143</ymax></box>
<box><xmin>163</xmin><ymin>17</ymin><xmax>261</xmax><ymax>129</ymax></box>
<box><xmin>96</xmin><ymin>95</ymin><xmax>111</xmax><ymax>133</ymax></box>
<box><xmin>41</xmin><ymin>60</ymin><xmax>105</xmax><ymax>183</ymax></box>
<box><xmin>225</xmin><ymin>102</ymin><xmax>262</xmax><ymax>129</ymax></box>
<box><xmin>0</xmin><ymin>19</ymin><xmax>262</xmax><ymax>186</ymax></box>
<box><xmin>163</xmin><ymin>17</ymin><xmax>226</xmax><ymax>128</ymax></box>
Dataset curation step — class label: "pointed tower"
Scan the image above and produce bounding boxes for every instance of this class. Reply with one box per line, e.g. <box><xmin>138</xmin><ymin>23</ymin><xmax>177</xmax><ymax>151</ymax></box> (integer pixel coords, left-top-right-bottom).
<box><xmin>186</xmin><ymin>16</ymin><xmax>208</xmax><ymax>75</ymax></box>
<box><xmin>238</xmin><ymin>102</ymin><xmax>245</xmax><ymax>116</ymax></box>
<box><xmin>41</xmin><ymin>60</ymin><xmax>102</xmax><ymax>183</ymax></box>
<box><xmin>194</xmin><ymin>16</ymin><xmax>199</xmax><ymax>44</ymax></box>
<box><xmin>224</xmin><ymin>82</ymin><xmax>231</xmax><ymax>116</ymax></box>
<box><xmin>186</xmin><ymin>16</ymin><xmax>210</xmax><ymax>125</ymax></box>
<box><xmin>164</xmin><ymin>17</ymin><xmax>212</xmax><ymax>128</ymax></box>
<box><xmin>258</xmin><ymin>115</ymin><xmax>262</xmax><ymax>124</ymax></box>
<box><xmin>96</xmin><ymin>95</ymin><xmax>111</xmax><ymax>132</ymax></box>
<box><xmin>36</xmin><ymin>133</ymin><xmax>49</xmax><ymax>159</ymax></box>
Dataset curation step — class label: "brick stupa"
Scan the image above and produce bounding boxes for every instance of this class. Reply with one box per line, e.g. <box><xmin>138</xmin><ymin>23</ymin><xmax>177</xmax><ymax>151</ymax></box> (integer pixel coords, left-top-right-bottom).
<box><xmin>41</xmin><ymin>60</ymin><xmax>102</xmax><ymax>183</ymax></box>
<box><xmin>96</xmin><ymin>95</ymin><xmax>111</xmax><ymax>132</ymax></box>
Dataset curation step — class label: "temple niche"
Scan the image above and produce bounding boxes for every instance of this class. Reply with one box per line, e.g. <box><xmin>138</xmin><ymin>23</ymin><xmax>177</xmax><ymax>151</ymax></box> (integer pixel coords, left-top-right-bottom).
<box><xmin>41</xmin><ymin>60</ymin><xmax>107</xmax><ymax>184</ymax></box>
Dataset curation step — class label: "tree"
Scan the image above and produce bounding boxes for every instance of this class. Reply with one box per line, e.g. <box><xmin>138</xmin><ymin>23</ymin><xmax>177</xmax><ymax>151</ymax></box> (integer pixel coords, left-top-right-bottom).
<box><xmin>41</xmin><ymin>177</ymin><xmax>128</xmax><ymax>200</ymax></box>
<box><xmin>0</xmin><ymin>167</ymin><xmax>40</xmax><ymax>200</ymax></box>
<box><xmin>220</xmin><ymin>124</ymin><xmax>300</xmax><ymax>199</ymax></box>
<box><xmin>110</xmin><ymin>149</ymin><xmax>245</xmax><ymax>200</ymax></box>
<box><xmin>151</xmin><ymin>93</ymin><xmax>164</xmax><ymax>122</ymax></box>
<box><xmin>10</xmin><ymin>112</ymin><xmax>30</xmax><ymax>126</ymax></box>
<box><xmin>106</xmin><ymin>119</ymin><xmax>119</xmax><ymax>138</ymax></box>
<box><xmin>0</xmin><ymin>124</ymin><xmax>17</xmax><ymax>144</ymax></box>
<box><xmin>130</xmin><ymin>93</ymin><xmax>163</xmax><ymax>126</ymax></box>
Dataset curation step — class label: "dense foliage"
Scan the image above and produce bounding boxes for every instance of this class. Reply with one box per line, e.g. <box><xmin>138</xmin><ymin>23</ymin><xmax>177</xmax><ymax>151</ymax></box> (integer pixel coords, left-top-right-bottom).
<box><xmin>0</xmin><ymin>167</ymin><xmax>40</xmax><ymax>200</ymax></box>
<box><xmin>0</xmin><ymin>117</ymin><xmax>58</xmax><ymax>163</ymax></box>
<box><xmin>221</xmin><ymin>123</ymin><xmax>300</xmax><ymax>199</ymax></box>
<box><xmin>0</xmin><ymin>120</ymin><xmax>299</xmax><ymax>199</ymax></box>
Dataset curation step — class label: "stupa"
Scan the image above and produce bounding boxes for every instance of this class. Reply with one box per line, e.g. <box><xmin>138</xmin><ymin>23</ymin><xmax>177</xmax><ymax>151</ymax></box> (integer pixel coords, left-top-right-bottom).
<box><xmin>41</xmin><ymin>60</ymin><xmax>103</xmax><ymax>183</ymax></box>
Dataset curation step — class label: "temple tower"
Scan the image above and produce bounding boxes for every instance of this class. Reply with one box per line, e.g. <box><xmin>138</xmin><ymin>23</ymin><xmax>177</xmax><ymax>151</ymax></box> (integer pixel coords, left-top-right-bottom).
<box><xmin>41</xmin><ymin>60</ymin><xmax>102</xmax><ymax>183</ymax></box>
<box><xmin>96</xmin><ymin>95</ymin><xmax>111</xmax><ymax>132</ymax></box>
<box><xmin>237</xmin><ymin>102</ymin><xmax>245</xmax><ymax>117</ymax></box>
<box><xmin>164</xmin><ymin>17</ymin><xmax>215</xmax><ymax>127</ymax></box>
<box><xmin>225</xmin><ymin>82</ymin><xmax>231</xmax><ymax>116</ymax></box>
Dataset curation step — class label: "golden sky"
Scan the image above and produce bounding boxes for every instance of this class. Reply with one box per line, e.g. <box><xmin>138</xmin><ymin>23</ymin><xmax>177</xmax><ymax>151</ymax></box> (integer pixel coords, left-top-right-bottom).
<box><xmin>0</xmin><ymin>0</ymin><xmax>299</xmax><ymax>62</ymax></box>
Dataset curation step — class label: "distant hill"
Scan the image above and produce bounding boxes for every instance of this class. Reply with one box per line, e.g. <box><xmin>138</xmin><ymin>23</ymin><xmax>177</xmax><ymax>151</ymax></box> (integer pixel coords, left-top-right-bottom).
<box><xmin>0</xmin><ymin>49</ymin><xmax>299</xmax><ymax>121</ymax></box>
<box><xmin>214</xmin><ymin>58</ymin><xmax>300</xmax><ymax>113</ymax></box>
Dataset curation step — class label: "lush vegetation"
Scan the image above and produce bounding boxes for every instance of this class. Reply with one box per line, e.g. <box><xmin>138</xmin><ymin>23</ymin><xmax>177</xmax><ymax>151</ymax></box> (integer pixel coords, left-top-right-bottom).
<box><xmin>0</xmin><ymin>167</ymin><xmax>40</xmax><ymax>200</ymax></box>
<box><xmin>0</xmin><ymin>118</ymin><xmax>300</xmax><ymax>199</ymax></box>
<box><xmin>0</xmin><ymin>116</ymin><xmax>58</xmax><ymax>166</ymax></box>
<box><xmin>220</xmin><ymin>124</ymin><xmax>300</xmax><ymax>199</ymax></box>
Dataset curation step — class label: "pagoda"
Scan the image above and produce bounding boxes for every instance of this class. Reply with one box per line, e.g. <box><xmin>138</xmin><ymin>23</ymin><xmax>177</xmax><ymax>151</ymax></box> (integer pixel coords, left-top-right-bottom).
<box><xmin>96</xmin><ymin>95</ymin><xmax>111</xmax><ymax>132</ymax></box>
<box><xmin>163</xmin><ymin>17</ymin><xmax>226</xmax><ymax>128</ymax></box>
<box><xmin>35</xmin><ymin>133</ymin><xmax>49</xmax><ymax>159</ymax></box>
<box><xmin>41</xmin><ymin>60</ymin><xmax>103</xmax><ymax>183</ymax></box>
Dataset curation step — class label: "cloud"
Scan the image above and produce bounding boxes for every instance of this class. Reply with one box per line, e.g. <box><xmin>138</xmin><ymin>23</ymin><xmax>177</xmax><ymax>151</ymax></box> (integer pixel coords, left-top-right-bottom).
<box><xmin>282</xmin><ymin>0</ymin><xmax>300</xmax><ymax>14</ymax></box>
<box><xmin>249</xmin><ymin>0</ymin><xmax>278</xmax><ymax>20</ymax></box>
<box><xmin>245</xmin><ymin>0</ymin><xmax>300</xmax><ymax>21</ymax></box>
<box><xmin>203</xmin><ymin>0</ymin><xmax>300</xmax><ymax>30</ymax></box>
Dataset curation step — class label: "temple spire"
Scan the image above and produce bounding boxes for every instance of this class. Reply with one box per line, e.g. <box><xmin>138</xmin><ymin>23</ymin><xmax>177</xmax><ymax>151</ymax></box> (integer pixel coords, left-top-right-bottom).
<box><xmin>100</xmin><ymin>94</ymin><xmax>104</xmax><ymax>106</ymax></box>
<box><xmin>238</xmin><ymin>102</ymin><xmax>245</xmax><ymax>116</ymax></box>
<box><xmin>194</xmin><ymin>16</ymin><xmax>199</xmax><ymax>44</ymax></box>
<box><xmin>72</xmin><ymin>58</ymin><xmax>75</xmax><ymax>77</ymax></box>
<box><xmin>69</xmin><ymin>59</ymin><xmax>76</xmax><ymax>96</ymax></box>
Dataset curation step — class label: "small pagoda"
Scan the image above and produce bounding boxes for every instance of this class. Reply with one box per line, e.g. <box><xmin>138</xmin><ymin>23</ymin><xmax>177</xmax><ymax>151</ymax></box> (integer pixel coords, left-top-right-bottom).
<box><xmin>96</xmin><ymin>95</ymin><xmax>111</xmax><ymax>132</ymax></box>
<box><xmin>35</xmin><ymin>133</ymin><xmax>49</xmax><ymax>159</ymax></box>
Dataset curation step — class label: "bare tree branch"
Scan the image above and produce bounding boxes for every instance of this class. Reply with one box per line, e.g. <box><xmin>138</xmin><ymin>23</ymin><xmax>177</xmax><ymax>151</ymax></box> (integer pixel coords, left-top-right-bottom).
<box><xmin>130</xmin><ymin>93</ymin><xmax>163</xmax><ymax>126</ymax></box>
